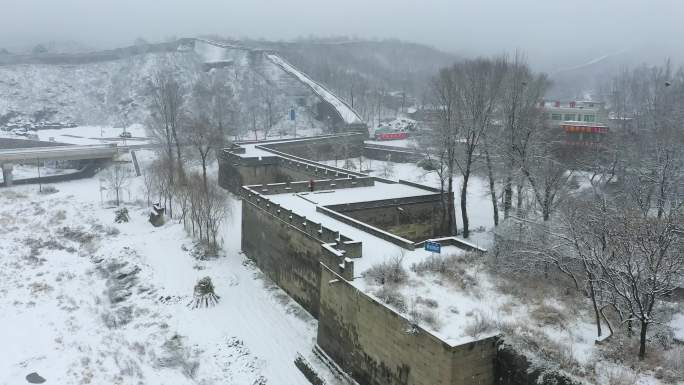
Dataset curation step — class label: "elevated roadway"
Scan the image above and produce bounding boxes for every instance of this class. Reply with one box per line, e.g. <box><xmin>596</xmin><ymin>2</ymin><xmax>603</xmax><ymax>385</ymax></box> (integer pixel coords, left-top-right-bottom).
<box><xmin>0</xmin><ymin>143</ymin><xmax>119</xmax><ymax>186</ymax></box>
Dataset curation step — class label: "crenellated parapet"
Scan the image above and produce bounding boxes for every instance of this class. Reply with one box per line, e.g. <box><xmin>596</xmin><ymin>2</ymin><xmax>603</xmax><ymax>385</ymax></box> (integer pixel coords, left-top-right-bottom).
<box><xmin>241</xmin><ymin>185</ymin><xmax>359</xmax><ymax>280</ymax></box>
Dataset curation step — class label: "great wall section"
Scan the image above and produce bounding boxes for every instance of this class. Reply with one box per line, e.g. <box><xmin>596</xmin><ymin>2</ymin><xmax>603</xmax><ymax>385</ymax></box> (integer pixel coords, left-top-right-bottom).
<box><xmin>219</xmin><ymin>134</ymin><xmax>581</xmax><ymax>385</ymax></box>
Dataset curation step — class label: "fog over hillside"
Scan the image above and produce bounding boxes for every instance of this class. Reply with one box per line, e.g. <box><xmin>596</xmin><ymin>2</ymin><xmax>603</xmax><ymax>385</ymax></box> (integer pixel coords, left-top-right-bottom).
<box><xmin>2</xmin><ymin>0</ymin><xmax>683</xmax><ymax>72</ymax></box>
<box><xmin>2</xmin><ymin>2</ymin><xmax>684</xmax><ymax>385</ymax></box>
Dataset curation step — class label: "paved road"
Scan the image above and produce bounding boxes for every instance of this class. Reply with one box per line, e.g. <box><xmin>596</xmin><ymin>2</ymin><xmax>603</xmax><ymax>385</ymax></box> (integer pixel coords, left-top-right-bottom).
<box><xmin>0</xmin><ymin>144</ymin><xmax>118</xmax><ymax>163</ymax></box>
<box><xmin>0</xmin><ymin>138</ymin><xmax>67</xmax><ymax>150</ymax></box>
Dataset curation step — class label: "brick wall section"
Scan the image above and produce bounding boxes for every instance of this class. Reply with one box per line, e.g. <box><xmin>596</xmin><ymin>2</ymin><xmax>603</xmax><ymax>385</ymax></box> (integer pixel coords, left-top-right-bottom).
<box><xmin>218</xmin><ymin>145</ymin><xmax>369</xmax><ymax>194</ymax></box>
<box><xmin>363</xmin><ymin>144</ymin><xmax>424</xmax><ymax>163</ymax></box>
<box><xmin>262</xmin><ymin>133</ymin><xmax>365</xmax><ymax>161</ymax></box>
<box><xmin>240</xmin><ymin>188</ymin><xmax>357</xmax><ymax>317</ymax></box>
<box><xmin>323</xmin><ymin>194</ymin><xmax>448</xmax><ymax>242</ymax></box>
<box><xmin>317</xmin><ymin>265</ymin><xmax>498</xmax><ymax>385</ymax></box>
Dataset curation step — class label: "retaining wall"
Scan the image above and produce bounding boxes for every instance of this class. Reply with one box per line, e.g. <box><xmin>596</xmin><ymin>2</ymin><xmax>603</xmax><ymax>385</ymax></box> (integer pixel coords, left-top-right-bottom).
<box><xmin>363</xmin><ymin>144</ymin><xmax>424</xmax><ymax>163</ymax></box>
<box><xmin>240</xmin><ymin>188</ymin><xmax>357</xmax><ymax>317</ymax></box>
<box><xmin>318</xmin><ymin>265</ymin><xmax>498</xmax><ymax>385</ymax></box>
<box><xmin>261</xmin><ymin>133</ymin><xmax>365</xmax><ymax>161</ymax></box>
<box><xmin>323</xmin><ymin>193</ymin><xmax>449</xmax><ymax>243</ymax></box>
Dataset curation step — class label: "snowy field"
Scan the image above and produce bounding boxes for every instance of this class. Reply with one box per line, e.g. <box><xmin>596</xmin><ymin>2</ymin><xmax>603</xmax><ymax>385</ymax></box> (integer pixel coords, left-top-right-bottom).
<box><xmin>0</xmin><ymin>153</ymin><xmax>344</xmax><ymax>385</ymax></box>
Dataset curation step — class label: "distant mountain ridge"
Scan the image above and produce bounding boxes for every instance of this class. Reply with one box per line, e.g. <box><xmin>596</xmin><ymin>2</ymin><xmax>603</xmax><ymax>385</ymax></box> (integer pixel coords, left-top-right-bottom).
<box><xmin>0</xmin><ymin>37</ymin><xmax>454</xmax><ymax>130</ymax></box>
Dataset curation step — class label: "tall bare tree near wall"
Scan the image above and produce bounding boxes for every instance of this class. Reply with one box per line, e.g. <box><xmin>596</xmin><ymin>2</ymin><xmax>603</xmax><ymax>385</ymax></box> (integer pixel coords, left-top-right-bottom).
<box><xmin>499</xmin><ymin>55</ymin><xmax>546</xmax><ymax>219</ymax></box>
<box><xmin>452</xmin><ymin>58</ymin><xmax>507</xmax><ymax>238</ymax></box>
<box><xmin>148</xmin><ymin>68</ymin><xmax>187</xmax><ymax>218</ymax></box>
<box><xmin>431</xmin><ymin>67</ymin><xmax>459</xmax><ymax>235</ymax></box>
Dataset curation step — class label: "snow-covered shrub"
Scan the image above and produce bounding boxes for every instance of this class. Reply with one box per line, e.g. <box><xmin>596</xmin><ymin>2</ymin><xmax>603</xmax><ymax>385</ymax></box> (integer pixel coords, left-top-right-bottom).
<box><xmin>104</xmin><ymin>225</ymin><xmax>120</xmax><ymax>236</ymax></box>
<box><xmin>530</xmin><ymin>303</ymin><xmax>567</xmax><ymax>327</ymax></box>
<box><xmin>58</xmin><ymin>226</ymin><xmax>97</xmax><ymax>244</ymax></box>
<box><xmin>379</xmin><ymin>155</ymin><xmax>395</xmax><ymax>178</ymax></box>
<box><xmin>48</xmin><ymin>209</ymin><xmax>66</xmax><ymax>225</ymax></box>
<box><xmin>415</xmin><ymin>296</ymin><xmax>439</xmax><ymax>308</ymax></box>
<box><xmin>373</xmin><ymin>285</ymin><xmax>407</xmax><ymax>312</ymax></box>
<box><xmin>39</xmin><ymin>185</ymin><xmax>59</xmax><ymax>194</ymax></box>
<box><xmin>416</xmin><ymin>158</ymin><xmax>437</xmax><ymax>171</ymax></box>
<box><xmin>114</xmin><ymin>208</ymin><xmax>129</xmax><ymax>223</ymax></box>
<box><xmin>463</xmin><ymin>311</ymin><xmax>496</xmax><ymax>338</ymax></box>
<box><xmin>660</xmin><ymin>346</ymin><xmax>684</xmax><ymax>382</ymax></box>
<box><xmin>411</xmin><ymin>253</ymin><xmax>477</xmax><ymax>290</ymax></box>
<box><xmin>604</xmin><ymin>366</ymin><xmax>638</xmax><ymax>385</ymax></box>
<box><xmin>409</xmin><ymin>308</ymin><xmax>442</xmax><ymax>331</ymax></box>
<box><xmin>101</xmin><ymin>305</ymin><xmax>134</xmax><ymax>328</ymax></box>
<box><xmin>187</xmin><ymin>276</ymin><xmax>220</xmax><ymax>309</ymax></box>
<box><xmin>157</xmin><ymin>334</ymin><xmax>199</xmax><ymax>378</ymax></box>
<box><xmin>364</xmin><ymin>255</ymin><xmax>407</xmax><ymax>286</ymax></box>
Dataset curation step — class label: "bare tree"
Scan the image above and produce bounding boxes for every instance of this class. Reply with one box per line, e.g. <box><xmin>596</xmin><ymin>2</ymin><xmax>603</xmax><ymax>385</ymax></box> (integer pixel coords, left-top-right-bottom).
<box><xmin>103</xmin><ymin>162</ymin><xmax>132</xmax><ymax>206</ymax></box>
<box><xmin>451</xmin><ymin>57</ymin><xmax>507</xmax><ymax>238</ymax></box>
<box><xmin>599</xmin><ymin>205</ymin><xmax>683</xmax><ymax>360</ymax></box>
<box><xmin>149</xmin><ymin>69</ymin><xmax>186</xmax><ymax>181</ymax></box>
<box><xmin>430</xmin><ymin>67</ymin><xmax>459</xmax><ymax>235</ymax></box>
<box><xmin>499</xmin><ymin>55</ymin><xmax>549</xmax><ymax>219</ymax></box>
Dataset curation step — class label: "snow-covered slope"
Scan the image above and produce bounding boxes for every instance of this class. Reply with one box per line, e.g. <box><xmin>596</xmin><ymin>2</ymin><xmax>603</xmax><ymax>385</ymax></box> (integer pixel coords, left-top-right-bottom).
<box><xmin>0</xmin><ymin>39</ymin><xmax>361</xmax><ymax>134</ymax></box>
<box><xmin>0</xmin><ymin>50</ymin><xmax>202</xmax><ymax>127</ymax></box>
<box><xmin>267</xmin><ymin>54</ymin><xmax>364</xmax><ymax>125</ymax></box>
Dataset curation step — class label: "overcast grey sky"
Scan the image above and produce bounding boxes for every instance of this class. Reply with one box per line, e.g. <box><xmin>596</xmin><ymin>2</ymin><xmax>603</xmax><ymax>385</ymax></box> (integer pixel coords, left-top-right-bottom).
<box><xmin>2</xmin><ymin>0</ymin><xmax>682</xmax><ymax>69</ymax></box>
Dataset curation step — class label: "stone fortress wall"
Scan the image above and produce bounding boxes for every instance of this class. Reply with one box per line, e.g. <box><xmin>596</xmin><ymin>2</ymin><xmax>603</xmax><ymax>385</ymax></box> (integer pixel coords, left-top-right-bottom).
<box><xmin>220</xmin><ymin>134</ymin><xmax>579</xmax><ymax>385</ymax></box>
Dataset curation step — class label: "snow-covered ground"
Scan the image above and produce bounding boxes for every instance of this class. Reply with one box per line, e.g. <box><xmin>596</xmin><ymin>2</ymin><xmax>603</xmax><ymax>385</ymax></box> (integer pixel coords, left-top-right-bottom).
<box><xmin>672</xmin><ymin>313</ymin><xmax>684</xmax><ymax>341</ymax></box>
<box><xmin>0</xmin><ymin>153</ymin><xmax>343</xmax><ymax>385</ymax></box>
<box><xmin>364</xmin><ymin>138</ymin><xmax>418</xmax><ymax>148</ymax></box>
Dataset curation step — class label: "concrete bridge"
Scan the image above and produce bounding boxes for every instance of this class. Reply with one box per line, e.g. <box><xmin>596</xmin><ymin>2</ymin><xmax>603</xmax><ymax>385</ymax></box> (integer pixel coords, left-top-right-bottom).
<box><xmin>0</xmin><ymin>143</ymin><xmax>118</xmax><ymax>186</ymax></box>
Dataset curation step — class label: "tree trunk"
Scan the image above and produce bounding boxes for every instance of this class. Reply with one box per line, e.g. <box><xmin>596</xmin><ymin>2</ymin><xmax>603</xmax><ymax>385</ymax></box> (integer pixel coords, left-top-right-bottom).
<box><xmin>503</xmin><ymin>176</ymin><xmax>513</xmax><ymax>219</ymax></box>
<box><xmin>516</xmin><ymin>178</ymin><xmax>524</xmax><ymax>217</ymax></box>
<box><xmin>461</xmin><ymin>172</ymin><xmax>470</xmax><ymax>238</ymax></box>
<box><xmin>447</xmin><ymin>175</ymin><xmax>457</xmax><ymax>235</ymax></box>
<box><xmin>639</xmin><ymin>320</ymin><xmax>648</xmax><ymax>360</ymax></box>
<box><xmin>587</xmin><ymin>277</ymin><xmax>602</xmax><ymax>337</ymax></box>
<box><xmin>483</xmin><ymin>144</ymin><xmax>499</xmax><ymax>226</ymax></box>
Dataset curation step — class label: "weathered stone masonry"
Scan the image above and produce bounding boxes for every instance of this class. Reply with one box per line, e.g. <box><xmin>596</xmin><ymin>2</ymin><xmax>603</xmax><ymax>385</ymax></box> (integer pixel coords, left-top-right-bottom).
<box><xmin>223</xmin><ymin>135</ymin><xmax>578</xmax><ymax>385</ymax></box>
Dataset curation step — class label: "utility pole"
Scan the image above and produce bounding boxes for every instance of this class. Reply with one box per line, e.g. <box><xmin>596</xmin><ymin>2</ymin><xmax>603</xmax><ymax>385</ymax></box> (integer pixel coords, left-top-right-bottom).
<box><xmin>37</xmin><ymin>157</ymin><xmax>41</xmax><ymax>192</ymax></box>
<box><xmin>290</xmin><ymin>107</ymin><xmax>297</xmax><ymax>138</ymax></box>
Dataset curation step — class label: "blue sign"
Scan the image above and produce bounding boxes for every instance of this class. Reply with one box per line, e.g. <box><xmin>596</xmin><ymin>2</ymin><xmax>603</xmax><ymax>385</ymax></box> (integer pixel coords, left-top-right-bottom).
<box><xmin>424</xmin><ymin>241</ymin><xmax>441</xmax><ymax>253</ymax></box>
<box><xmin>289</xmin><ymin>108</ymin><xmax>295</xmax><ymax>121</ymax></box>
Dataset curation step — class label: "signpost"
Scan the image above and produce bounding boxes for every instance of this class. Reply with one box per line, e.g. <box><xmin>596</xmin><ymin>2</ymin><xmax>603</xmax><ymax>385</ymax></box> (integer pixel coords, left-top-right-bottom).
<box><xmin>424</xmin><ymin>241</ymin><xmax>441</xmax><ymax>253</ymax></box>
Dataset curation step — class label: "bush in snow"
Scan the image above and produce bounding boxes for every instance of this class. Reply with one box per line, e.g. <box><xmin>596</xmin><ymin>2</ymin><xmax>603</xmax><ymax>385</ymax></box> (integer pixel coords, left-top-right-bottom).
<box><xmin>187</xmin><ymin>276</ymin><xmax>220</xmax><ymax>309</ymax></box>
<box><xmin>414</xmin><ymin>296</ymin><xmax>439</xmax><ymax>309</ymax></box>
<box><xmin>417</xmin><ymin>158</ymin><xmax>437</xmax><ymax>171</ymax></box>
<box><xmin>408</xmin><ymin>308</ymin><xmax>442</xmax><ymax>331</ymax></box>
<box><xmin>157</xmin><ymin>334</ymin><xmax>199</xmax><ymax>378</ymax></box>
<box><xmin>603</xmin><ymin>366</ymin><xmax>638</xmax><ymax>385</ymax></box>
<box><xmin>411</xmin><ymin>253</ymin><xmax>478</xmax><ymax>291</ymax></box>
<box><xmin>114</xmin><ymin>208</ymin><xmax>129</xmax><ymax>223</ymax></box>
<box><xmin>463</xmin><ymin>311</ymin><xmax>496</xmax><ymax>338</ymax></box>
<box><xmin>379</xmin><ymin>154</ymin><xmax>395</xmax><ymax>178</ymax></box>
<box><xmin>373</xmin><ymin>285</ymin><xmax>407</xmax><ymax>313</ymax></box>
<box><xmin>364</xmin><ymin>254</ymin><xmax>407</xmax><ymax>286</ymax></box>
<box><xmin>104</xmin><ymin>225</ymin><xmax>120</xmax><ymax>236</ymax></box>
<box><xmin>39</xmin><ymin>185</ymin><xmax>59</xmax><ymax>194</ymax></box>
